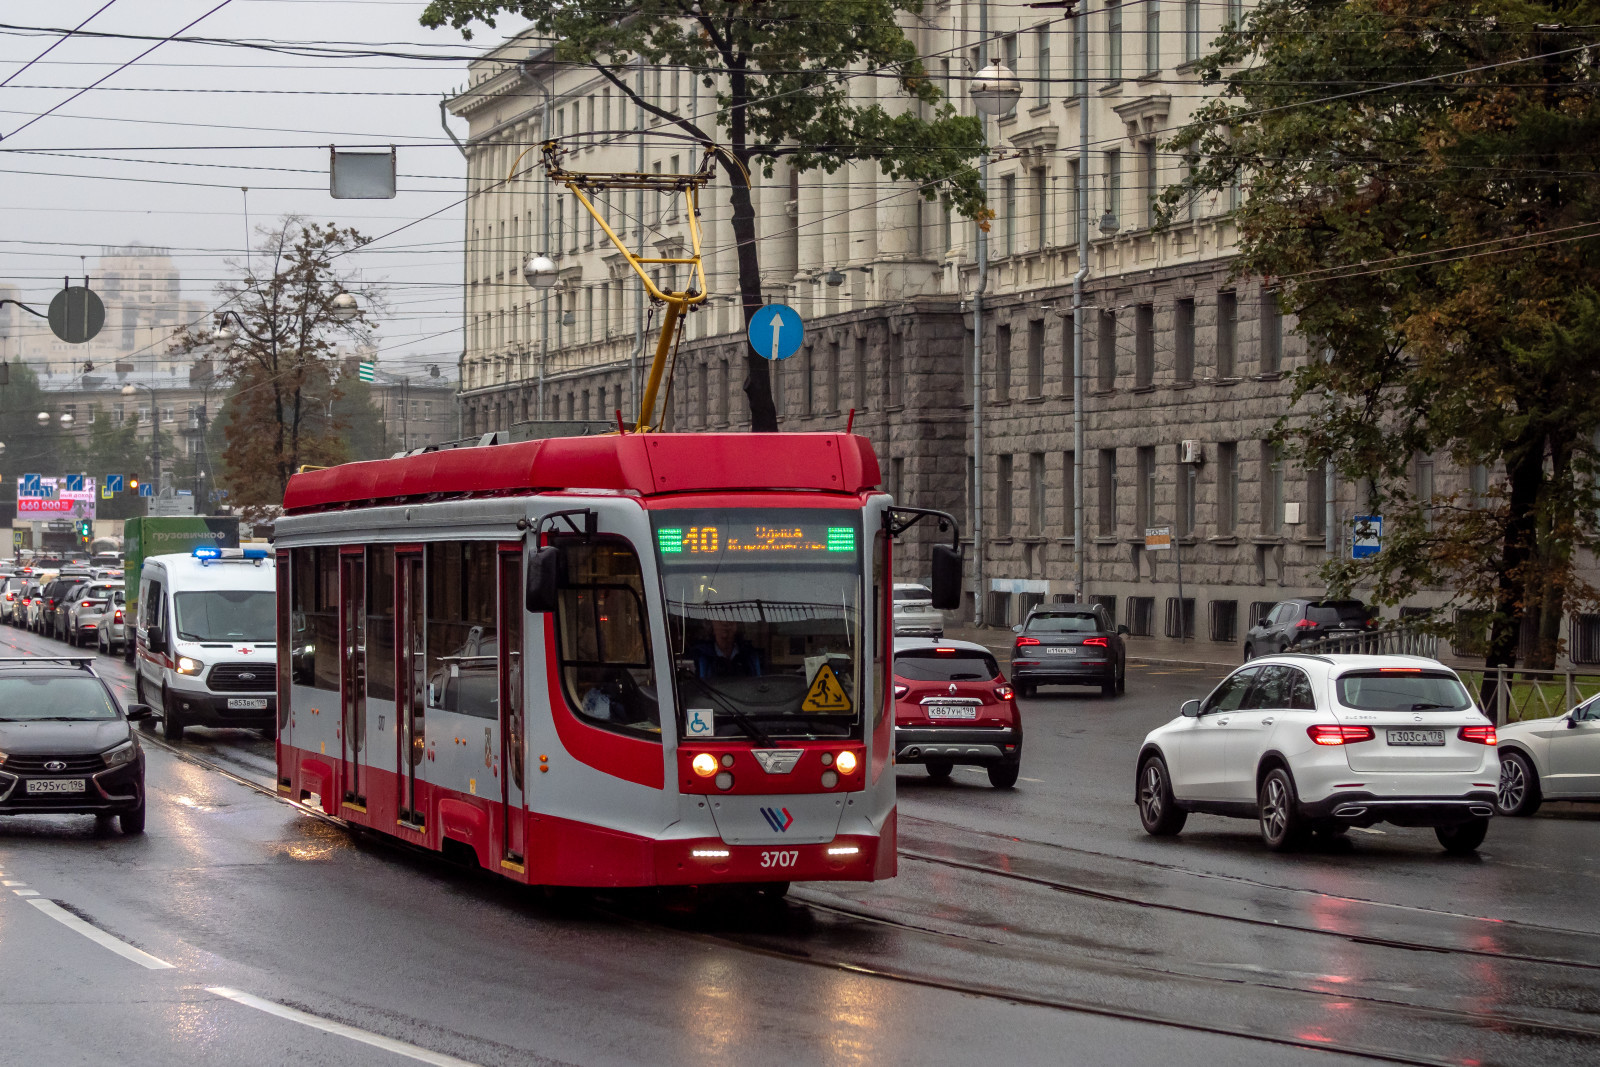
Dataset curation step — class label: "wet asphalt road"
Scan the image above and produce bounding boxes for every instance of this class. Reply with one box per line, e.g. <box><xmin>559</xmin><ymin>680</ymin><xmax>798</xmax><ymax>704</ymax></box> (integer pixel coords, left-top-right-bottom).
<box><xmin>1</xmin><ymin>626</ymin><xmax>1597</xmax><ymax>1066</ymax></box>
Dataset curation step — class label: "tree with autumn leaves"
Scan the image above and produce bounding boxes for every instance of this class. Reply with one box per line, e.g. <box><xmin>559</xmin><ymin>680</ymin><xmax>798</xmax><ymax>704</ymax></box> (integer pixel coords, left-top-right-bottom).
<box><xmin>1167</xmin><ymin>0</ymin><xmax>1600</xmax><ymax>670</ymax></box>
<box><xmin>172</xmin><ymin>219</ymin><xmax>384</xmax><ymax>514</ymax></box>
<box><xmin>422</xmin><ymin>0</ymin><xmax>987</xmax><ymax>431</ymax></box>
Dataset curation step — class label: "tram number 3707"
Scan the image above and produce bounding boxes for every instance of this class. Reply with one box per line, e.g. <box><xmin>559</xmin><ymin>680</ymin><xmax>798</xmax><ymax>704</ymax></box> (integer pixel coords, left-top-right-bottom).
<box><xmin>761</xmin><ymin>850</ymin><xmax>800</xmax><ymax>869</ymax></box>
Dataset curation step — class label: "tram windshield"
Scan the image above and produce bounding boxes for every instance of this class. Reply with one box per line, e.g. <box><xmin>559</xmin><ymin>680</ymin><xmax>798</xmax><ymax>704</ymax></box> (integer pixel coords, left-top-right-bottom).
<box><xmin>654</xmin><ymin>508</ymin><xmax>863</xmax><ymax>740</ymax></box>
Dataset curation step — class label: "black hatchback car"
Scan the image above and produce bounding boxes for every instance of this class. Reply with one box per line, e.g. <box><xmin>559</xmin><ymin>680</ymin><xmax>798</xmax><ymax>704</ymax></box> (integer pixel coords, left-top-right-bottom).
<box><xmin>0</xmin><ymin>657</ymin><xmax>152</xmax><ymax>834</ymax></box>
<box><xmin>1242</xmin><ymin>598</ymin><xmax>1375</xmax><ymax>659</ymax></box>
<box><xmin>1010</xmin><ymin>605</ymin><xmax>1129</xmax><ymax>697</ymax></box>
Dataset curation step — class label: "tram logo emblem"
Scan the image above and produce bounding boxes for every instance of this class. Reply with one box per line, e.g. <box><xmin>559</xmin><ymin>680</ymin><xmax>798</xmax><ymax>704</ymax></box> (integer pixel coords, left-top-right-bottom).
<box><xmin>759</xmin><ymin>806</ymin><xmax>795</xmax><ymax>833</ymax></box>
<box><xmin>753</xmin><ymin>749</ymin><xmax>802</xmax><ymax>774</ymax></box>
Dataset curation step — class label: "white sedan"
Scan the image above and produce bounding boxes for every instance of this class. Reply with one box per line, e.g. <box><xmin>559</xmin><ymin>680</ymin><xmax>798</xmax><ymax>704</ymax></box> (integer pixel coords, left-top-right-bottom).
<box><xmin>893</xmin><ymin>583</ymin><xmax>943</xmax><ymax>638</ymax></box>
<box><xmin>1136</xmin><ymin>654</ymin><xmax>1500</xmax><ymax>853</ymax></box>
<box><xmin>1495</xmin><ymin>695</ymin><xmax>1600</xmax><ymax>815</ymax></box>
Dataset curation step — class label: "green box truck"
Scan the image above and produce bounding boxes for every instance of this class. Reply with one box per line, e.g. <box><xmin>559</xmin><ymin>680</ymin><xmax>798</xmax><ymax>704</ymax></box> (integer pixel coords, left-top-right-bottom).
<box><xmin>121</xmin><ymin>516</ymin><xmax>241</xmax><ymax>662</ymax></box>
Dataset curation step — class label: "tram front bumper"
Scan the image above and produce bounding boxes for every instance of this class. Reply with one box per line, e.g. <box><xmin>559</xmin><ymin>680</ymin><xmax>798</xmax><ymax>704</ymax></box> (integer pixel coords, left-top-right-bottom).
<box><xmin>656</xmin><ymin>832</ymin><xmax>890</xmax><ymax>885</ymax></box>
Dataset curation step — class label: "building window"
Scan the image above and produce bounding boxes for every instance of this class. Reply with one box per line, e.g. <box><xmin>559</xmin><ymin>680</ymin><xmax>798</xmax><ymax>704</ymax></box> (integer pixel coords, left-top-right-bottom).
<box><xmin>719</xmin><ymin>358</ymin><xmax>730</xmax><ymax>424</ymax></box>
<box><xmin>1098</xmin><ymin>448</ymin><xmax>1118</xmax><ymax>535</ymax></box>
<box><xmin>803</xmin><ymin>345</ymin><xmax>815</xmax><ymax>415</ymax></box>
<box><xmin>1035</xmin><ymin>26</ymin><xmax>1051</xmax><ymax>106</ymax></box>
<box><xmin>1227</xmin><ymin>0</ymin><xmax>1243</xmax><ymax>25</ymax></box>
<box><xmin>827</xmin><ymin>339</ymin><xmax>840</xmax><ymax>412</ymax></box>
<box><xmin>1063</xmin><ymin>450</ymin><xmax>1076</xmax><ymax>536</ymax></box>
<box><xmin>1029</xmin><ymin>452</ymin><xmax>1046</xmax><ymax>534</ymax></box>
<box><xmin>1174</xmin><ymin>298</ymin><xmax>1195</xmax><ymax>381</ymax></box>
<box><xmin>1260</xmin><ymin>290</ymin><xmax>1283</xmax><ymax>373</ymax></box>
<box><xmin>1145</xmin><ymin>0</ymin><xmax>1160</xmax><ymax>74</ymax></box>
<box><xmin>1001</xmin><ymin>174</ymin><xmax>1016</xmax><ymax>257</ymax></box>
<box><xmin>1032</xmin><ymin>167</ymin><xmax>1048</xmax><ymax>250</ymax></box>
<box><xmin>995</xmin><ymin>323</ymin><xmax>1012</xmax><ymax>402</ymax></box>
<box><xmin>1108</xmin><ymin>0</ymin><xmax>1123</xmax><ymax>81</ymax></box>
<box><xmin>1067</xmin><ymin>160</ymin><xmax>1081</xmax><ymax>246</ymax></box>
<box><xmin>1143</xmin><ymin>140</ymin><xmax>1159</xmax><ymax>228</ymax></box>
<box><xmin>1217</xmin><ymin>290</ymin><xmax>1237</xmax><ymax>377</ymax></box>
<box><xmin>1218</xmin><ymin>442</ymin><xmax>1238</xmax><ymax>534</ymax></box>
<box><xmin>996</xmin><ymin>454</ymin><xmax>1014</xmax><ymax>534</ymax></box>
<box><xmin>1415</xmin><ymin>453</ymin><xmax>1436</xmax><ymax>531</ymax></box>
<box><xmin>1262</xmin><ymin>442</ymin><xmax>1283</xmax><ymax>534</ymax></box>
<box><xmin>1178</xmin><ymin>452</ymin><xmax>1197</xmax><ymax>536</ymax></box>
<box><xmin>1184</xmin><ymin>0</ymin><xmax>1201</xmax><ymax>62</ymax></box>
<box><xmin>1136</xmin><ymin>446</ymin><xmax>1157</xmax><ymax>530</ymax></box>
<box><xmin>1061</xmin><ymin>312</ymin><xmax>1075</xmax><ymax>398</ymax></box>
<box><xmin>1097</xmin><ymin>310</ymin><xmax>1117</xmax><ymax>390</ymax></box>
<box><xmin>1105</xmin><ymin>149</ymin><xmax>1122</xmax><ymax>229</ymax></box>
<box><xmin>1470</xmin><ymin>463</ymin><xmax>1490</xmax><ymax>508</ymax></box>
<box><xmin>1134</xmin><ymin>303</ymin><xmax>1154</xmax><ymax>388</ymax></box>
<box><xmin>1307</xmin><ymin>460</ymin><xmax>1327</xmax><ymax>537</ymax></box>
<box><xmin>887</xmin><ymin>332</ymin><xmax>904</xmax><ymax>408</ymax></box>
<box><xmin>1026</xmin><ymin>319</ymin><xmax>1045</xmax><ymax>398</ymax></box>
<box><xmin>854</xmin><ymin>335</ymin><xmax>868</xmax><ymax>410</ymax></box>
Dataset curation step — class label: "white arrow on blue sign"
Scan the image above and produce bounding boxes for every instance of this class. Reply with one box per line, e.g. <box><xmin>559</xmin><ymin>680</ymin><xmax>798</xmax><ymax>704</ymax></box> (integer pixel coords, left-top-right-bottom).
<box><xmin>747</xmin><ymin>303</ymin><xmax>804</xmax><ymax>361</ymax></box>
<box><xmin>138</xmin><ymin>483</ymin><xmax>155</xmax><ymax>497</ymax></box>
<box><xmin>19</xmin><ymin>473</ymin><xmax>41</xmax><ymax>496</ymax></box>
<box><xmin>105</xmin><ymin>474</ymin><xmax>124</xmax><ymax>493</ymax></box>
<box><xmin>65</xmin><ymin>474</ymin><xmax>85</xmax><ymax>493</ymax></box>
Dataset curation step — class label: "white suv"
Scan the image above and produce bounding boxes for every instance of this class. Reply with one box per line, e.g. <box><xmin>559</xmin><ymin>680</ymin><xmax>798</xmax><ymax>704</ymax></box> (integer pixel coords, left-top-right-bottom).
<box><xmin>1135</xmin><ymin>654</ymin><xmax>1499</xmax><ymax>853</ymax></box>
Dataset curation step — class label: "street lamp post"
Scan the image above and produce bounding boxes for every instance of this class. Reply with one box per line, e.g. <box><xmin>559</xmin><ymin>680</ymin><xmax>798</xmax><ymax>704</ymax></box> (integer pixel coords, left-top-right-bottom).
<box><xmin>968</xmin><ymin>10</ymin><xmax>1022</xmax><ymax>628</ymax></box>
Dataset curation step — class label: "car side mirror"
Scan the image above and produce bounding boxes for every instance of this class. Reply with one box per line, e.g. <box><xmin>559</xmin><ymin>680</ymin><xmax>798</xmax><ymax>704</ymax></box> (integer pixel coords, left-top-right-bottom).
<box><xmin>1569</xmin><ymin>715</ymin><xmax>1581</xmax><ymax>729</ymax></box>
<box><xmin>929</xmin><ymin>544</ymin><xmax>963</xmax><ymax>610</ymax></box>
<box><xmin>1011</xmin><ymin>624</ymin><xmax>1022</xmax><ymax>634</ymax></box>
<box><xmin>1258</xmin><ymin>618</ymin><xmax>1271</xmax><ymax>628</ymax></box>
<box><xmin>1181</xmin><ymin>699</ymin><xmax>1201</xmax><ymax>718</ymax></box>
<box><xmin>525</xmin><ymin>545</ymin><xmax>563</xmax><ymax>613</ymax></box>
<box><xmin>1116</xmin><ymin>624</ymin><xmax>1129</xmax><ymax>636</ymax></box>
<box><xmin>125</xmin><ymin>703</ymin><xmax>154</xmax><ymax>722</ymax></box>
<box><xmin>147</xmin><ymin>625</ymin><xmax>165</xmax><ymax>651</ymax></box>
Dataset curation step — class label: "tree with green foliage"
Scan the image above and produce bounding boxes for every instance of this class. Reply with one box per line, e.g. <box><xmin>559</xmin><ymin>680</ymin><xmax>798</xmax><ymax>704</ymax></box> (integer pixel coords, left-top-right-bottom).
<box><xmin>1165</xmin><ymin>0</ymin><xmax>1600</xmax><ymax>670</ymax></box>
<box><xmin>0</xmin><ymin>362</ymin><xmax>80</xmax><ymax>524</ymax></box>
<box><xmin>421</xmin><ymin>0</ymin><xmax>988</xmax><ymax>431</ymax></box>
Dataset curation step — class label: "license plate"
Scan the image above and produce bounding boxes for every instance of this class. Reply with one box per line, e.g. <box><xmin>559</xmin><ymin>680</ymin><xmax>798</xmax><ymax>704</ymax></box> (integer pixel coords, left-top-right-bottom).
<box><xmin>1046</xmin><ymin>647</ymin><xmax>1076</xmax><ymax>655</ymax></box>
<box><xmin>26</xmin><ymin>778</ymin><xmax>85</xmax><ymax>794</ymax></box>
<box><xmin>926</xmin><ymin>707</ymin><xmax>978</xmax><ymax>720</ymax></box>
<box><xmin>1386</xmin><ymin>729</ymin><xmax>1445</xmax><ymax>746</ymax></box>
<box><xmin>227</xmin><ymin>698</ymin><xmax>269</xmax><ymax>710</ymax></box>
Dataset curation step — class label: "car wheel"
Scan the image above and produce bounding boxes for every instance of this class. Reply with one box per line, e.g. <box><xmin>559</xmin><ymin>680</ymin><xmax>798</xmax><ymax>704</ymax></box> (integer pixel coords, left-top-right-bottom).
<box><xmin>924</xmin><ymin>760</ymin><xmax>953</xmax><ymax>780</ymax></box>
<box><xmin>1136</xmin><ymin>756</ymin><xmax>1187</xmax><ymax>836</ymax></box>
<box><xmin>1017</xmin><ymin>682</ymin><xmax>1035</xmax><ymax>699</ymax></box>
<box><xmin>1116</xmin><ymin>663</ymin><xmax>1126</xmax><ymax>694</ymax></box>
<box><xmin>1436</xmin><ymin>818</ymin><xmax>1489</xmax><ymax>854</ymax></box>
<box><xmin>119</xmin><ymin>796</ymin><xmax>146</xmax><ymax>835</ymax></box>
<box><xmin>160</xmin><ymin>686</ymin><xmax>184</xmax><ymax>742</ymax></box>
<box><xmin>1258</xmin><ymin>767</ymin><xmax>1309</xmax><ymax>851</ymax></box>
<box><xmin>1496</xmin><ymin>750</ymin><xmax>1542</xmax><ymax>817</ymax></box>
<box><xmin>1101</xmin><ymin>677</ymin><xmax>1117</xmax><ymax>697</ymax></box>
<box><xmin>987</xmin><ymin>762</ymin><xmax>1020</xmax><ymax>789</ymax></box>
<box><xmin>1243</xmin><ymin>643</ymin><xmax>1254</xmax><ymax>662</ymax></box>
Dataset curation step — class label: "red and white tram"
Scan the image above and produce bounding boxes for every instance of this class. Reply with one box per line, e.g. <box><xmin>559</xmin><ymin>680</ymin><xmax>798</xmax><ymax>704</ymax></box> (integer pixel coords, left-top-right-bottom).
<box><xmin>274</xmin><ymin>431</ymin><xmax>958</xmax><ymax>891</ymax></box>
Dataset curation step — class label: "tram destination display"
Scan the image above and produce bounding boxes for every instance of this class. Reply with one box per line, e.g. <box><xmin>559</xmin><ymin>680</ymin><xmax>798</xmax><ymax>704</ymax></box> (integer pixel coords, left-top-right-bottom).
<box><xmin>656</xmin><ymin>515</ymin><xmax>857</xmax><ymax>560</ymax></box>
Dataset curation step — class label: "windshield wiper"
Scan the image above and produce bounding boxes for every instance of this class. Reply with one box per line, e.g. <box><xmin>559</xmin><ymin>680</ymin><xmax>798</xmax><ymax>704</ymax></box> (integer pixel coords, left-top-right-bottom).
<box><xmin>1408</xmin><ymin>703</ymin><xmax>1453</xmax><ymax>711</ymax></box>
<box><xmin>683</xmin><ymin>675</ymin><xmax>776</xmax><ymax>747</ymax></box>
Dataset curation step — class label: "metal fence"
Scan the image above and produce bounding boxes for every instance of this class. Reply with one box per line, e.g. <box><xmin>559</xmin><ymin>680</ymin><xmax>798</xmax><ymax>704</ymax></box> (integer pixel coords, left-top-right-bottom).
<box><xmin>1297</xmin><ymin>626</ymin><xmax>1440</xmax><ymax>658</ymax></box>
<box><xmin>1457</xmin><ymin>666</ymin><xmax>1600</xmax><ymax>725</ymax></box>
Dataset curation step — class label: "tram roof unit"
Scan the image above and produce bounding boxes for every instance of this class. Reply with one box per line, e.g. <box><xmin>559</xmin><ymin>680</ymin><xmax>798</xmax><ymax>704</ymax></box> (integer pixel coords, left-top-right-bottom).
<box><xmin>282</xmin><ymin>432</ymin><xmax>882</xmax><ymax>514</ymax></box>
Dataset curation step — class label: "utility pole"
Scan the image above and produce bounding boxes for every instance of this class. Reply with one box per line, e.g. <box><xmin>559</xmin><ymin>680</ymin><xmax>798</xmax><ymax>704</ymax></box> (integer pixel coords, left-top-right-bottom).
<box><xmin>1073</xmin><ymin>2</ymin><xmax>1090</xmax><ymax>606</ymax></box>
<box><xmin>972</xmin><ymin>2</ymin><xmax>991</xmax><ymax>629</ymax></box>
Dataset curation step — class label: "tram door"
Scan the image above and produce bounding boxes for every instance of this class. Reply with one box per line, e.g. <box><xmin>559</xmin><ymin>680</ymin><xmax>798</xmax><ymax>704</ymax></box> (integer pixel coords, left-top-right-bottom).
<box><xmin>498</xmin><ymin>548</ymin><xmax>525</xmax><ymax>864</ymax></box>
<box><xmin>339</xmin><ymin>551</ymin><xmax>367</xmax><ymax>808</ymax></box>
<box><xmin>396</xmin><ymin>551</ymin><xmax>426</xmax><ymax>828</ymax></box>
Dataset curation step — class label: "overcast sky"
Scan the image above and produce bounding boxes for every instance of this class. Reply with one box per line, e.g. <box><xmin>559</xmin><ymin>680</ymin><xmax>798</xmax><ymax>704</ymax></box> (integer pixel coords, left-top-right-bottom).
<box><xmin>0</xmin><ymin>0</ymin><xmax>529</xmax><ymax>381</ymax></box>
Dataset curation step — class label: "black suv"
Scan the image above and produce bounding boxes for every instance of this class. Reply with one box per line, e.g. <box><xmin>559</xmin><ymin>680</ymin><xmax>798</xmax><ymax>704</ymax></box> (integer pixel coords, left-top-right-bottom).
<box><xmin>1243</xmin><ymin>598</ymin><xmax>1375</xmax><ymax>659</ymax></box>
<box><xmin>0</xmin><ymin>657</ymin><xmax>153</xmax><ymax>833</ymax></box>
<box><xmin>1010</xmin><ymin>605</ymin><xmax>1129</xmax><ymax>697</ymax></box>
<box><xmin>35</xmin><ymin>572</ymin><xmax>90</xmax><ymax>636</ymax></box>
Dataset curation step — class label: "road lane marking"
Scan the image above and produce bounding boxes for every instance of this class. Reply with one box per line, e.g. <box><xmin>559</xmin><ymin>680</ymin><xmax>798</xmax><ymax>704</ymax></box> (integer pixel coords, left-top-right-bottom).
<box><xmin>27</xmin><ymin>898</ymin><xmax>174</xmax><ymax>969</ymax></box>
<box><xmin>14</xmin><ymin>889</ymin><xmax>39</xmax><ymax>896</ymax></box>
<box><xmin>3</xmin><ymin>879</ymin><xmax>24</xmax><ymax>885</ymax></box>
<box><xmin>206</xmin><ymin>987</ymin><xmax>482</xmax><ymax>1066</ymax></box>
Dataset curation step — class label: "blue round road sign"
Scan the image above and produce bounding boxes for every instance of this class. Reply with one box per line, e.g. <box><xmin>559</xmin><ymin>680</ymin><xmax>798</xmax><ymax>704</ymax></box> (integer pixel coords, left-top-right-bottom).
<box><xmin>748</xmin><ymin>303</ymin><xmax>804</xmax><ymax>361</ymax></box>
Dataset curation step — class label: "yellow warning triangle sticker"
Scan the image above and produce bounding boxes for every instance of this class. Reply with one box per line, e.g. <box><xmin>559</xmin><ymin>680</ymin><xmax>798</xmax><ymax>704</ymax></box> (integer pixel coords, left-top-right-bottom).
<box><xmin>802</xmin><ymin>663</ymin><xmax>853</xmax><ymax>712</ymax></box>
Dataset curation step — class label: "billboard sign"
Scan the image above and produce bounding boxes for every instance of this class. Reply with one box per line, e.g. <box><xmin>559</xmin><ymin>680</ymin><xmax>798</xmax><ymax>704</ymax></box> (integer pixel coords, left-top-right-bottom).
<box><xmin>17</xmin><ymin>476</ymin><xmax>96</xmax><ymax>520</ymax></box>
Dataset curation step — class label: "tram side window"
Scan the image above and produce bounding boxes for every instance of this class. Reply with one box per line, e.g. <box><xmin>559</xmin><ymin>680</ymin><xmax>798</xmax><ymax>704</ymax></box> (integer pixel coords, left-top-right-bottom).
<box><xmin>290</xmin><ymin>547</ymin><xmax>339</xmax><ymax>692</ymax></box>
<box><xmin>555</xmin><ymin>539</ymin><xmax>660</xmax><ymax>738</ymax></box>
<box><xmin>425</xmin><ymin>542</ymin><xmax>498</xmax><ymax>719</ymax></box>
<box><xmin>366</xmin><ymin>546</ymin><xmax>396</xmax><ymax>702</ymax></box>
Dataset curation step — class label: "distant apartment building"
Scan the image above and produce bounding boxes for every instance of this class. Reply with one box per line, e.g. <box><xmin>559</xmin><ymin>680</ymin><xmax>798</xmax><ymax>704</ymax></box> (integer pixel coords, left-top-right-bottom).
<box><xmin>444</xmin><ymin>4</ymin><xmax>1539</xmax><ymax>658</ymax></box>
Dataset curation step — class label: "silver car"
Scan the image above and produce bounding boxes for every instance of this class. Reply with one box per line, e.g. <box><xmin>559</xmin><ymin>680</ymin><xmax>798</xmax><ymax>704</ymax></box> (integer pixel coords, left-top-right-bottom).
<box><xmin>68</xmin><ymin>581</ymin><xmax>123</xmax><ymax>647</ymax></box>
<box><xmin>893</xmin><ymin>582</ymin><xmax>944</xmax><ymax>638</ymax></box>
<box><xmin>0</xmin><ymin>576</ymin><xmax>22</xmax><ymax>623</ymax></box>
<box><xmin>93</xmin><ymin>588</ymin><xmax>128</xmax><ymax>654</ymax></box>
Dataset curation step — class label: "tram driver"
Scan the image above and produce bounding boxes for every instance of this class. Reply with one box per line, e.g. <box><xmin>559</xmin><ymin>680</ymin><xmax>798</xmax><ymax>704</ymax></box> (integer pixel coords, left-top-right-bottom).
<box><xmin>690</xmin><ymin>619</ymin><xmax>764</xmax><ymax>679</ymax></box>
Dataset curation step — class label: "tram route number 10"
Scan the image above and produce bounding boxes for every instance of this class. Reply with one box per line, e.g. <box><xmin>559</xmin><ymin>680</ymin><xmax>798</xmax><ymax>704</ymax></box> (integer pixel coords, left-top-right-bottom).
<box><xmin>760</xmin><ymin>849</ymin><xmax>799</xmax><ymax>869</ymax></box>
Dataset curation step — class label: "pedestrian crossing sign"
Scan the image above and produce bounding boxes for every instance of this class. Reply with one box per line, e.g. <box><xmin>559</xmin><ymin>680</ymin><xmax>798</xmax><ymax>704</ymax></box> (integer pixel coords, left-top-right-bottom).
<box><xmin>357</xmin><ymin>361</ymin><xmax>376</xmax><ymax>382</ymax></box>
<box><xmin>801</xmin><ymin>663</ymin><xmax>852</xmax><ymax>713</ymax></box>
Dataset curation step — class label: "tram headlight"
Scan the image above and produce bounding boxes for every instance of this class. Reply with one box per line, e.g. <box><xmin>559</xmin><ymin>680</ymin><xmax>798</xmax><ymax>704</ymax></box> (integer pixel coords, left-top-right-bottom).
<box><xmin>834</xmin><ymin>751</ymin><xmax>858</xmax><ymax>775</ymax></box>
<box><xmin>691</xmin><ymin>753</ymin><xmax>718</xmax><ymax>778</ymax></box>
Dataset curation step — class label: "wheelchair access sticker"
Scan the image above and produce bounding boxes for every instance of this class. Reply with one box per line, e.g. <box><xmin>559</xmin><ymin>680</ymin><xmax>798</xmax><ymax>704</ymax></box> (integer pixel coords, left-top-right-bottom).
<box><xmin>686</xmin><ymin>708</ymin><xmax>716</xmax><ymax>737</ymax></box>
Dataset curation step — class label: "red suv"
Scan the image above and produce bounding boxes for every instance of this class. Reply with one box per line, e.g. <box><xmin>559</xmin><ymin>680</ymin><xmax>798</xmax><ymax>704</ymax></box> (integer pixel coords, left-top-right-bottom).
<box><xmin>892</xmin><ymin>638</ymin><xmax>1023</xmax><ymax>788</ymax></box>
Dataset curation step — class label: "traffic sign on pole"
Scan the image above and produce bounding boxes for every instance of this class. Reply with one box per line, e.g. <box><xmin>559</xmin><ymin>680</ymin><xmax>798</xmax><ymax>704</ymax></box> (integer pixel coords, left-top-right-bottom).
<box><xmin>1352</xmin><ymin>515</ymin><xmax>1382</xmax><ymax>559</ymax></box>
<box><xmin>138</xmin><ymin>482</ymin><xmax>155</xmax><ymax>498</ymax></box>
<box><xmin>19</xmin><ymin>473</ymin><xmax>41</xmax><ymax>496</ymax></box>
<box><xmin>105</xmin><ymin>474</ymin><xmax>125</xmax><ymax>494</ymax></box>
<box><xmin>65</xmin><ymin>474</ymin><xmax>84</xmax><ymax>493</ymax></box>
<box><xmin>748</xmin><ymin>303</ymin><xmax>804</xmax><ymax>361</ymax></box>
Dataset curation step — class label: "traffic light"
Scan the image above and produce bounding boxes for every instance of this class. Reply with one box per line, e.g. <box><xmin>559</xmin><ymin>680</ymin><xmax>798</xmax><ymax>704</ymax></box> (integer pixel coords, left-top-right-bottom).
<box><xmin>129</xmin><ymin>477</ymin><xmax>139</xmax><ymax>491</ymax></box>
<box><xmin>78</xmin><ymin>520</ymin><xmax>91</xmax><ymax>539</ymax></box>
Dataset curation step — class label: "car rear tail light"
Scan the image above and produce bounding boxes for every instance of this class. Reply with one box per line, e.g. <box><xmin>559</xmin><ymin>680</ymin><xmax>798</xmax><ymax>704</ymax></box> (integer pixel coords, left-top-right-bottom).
<box><xmin>893</xmin><ymin>684</ymin><xmax>908</xmax><ymax>699</ymax></box>
<box><xmin>114</xmin><ymin>610</ymin><xmax>124</xmax><ymax>622</ymax></box>
<box><xmin>1294</xmin><ymin>619</ymin><xmax>1318</xmax><ymax>629</ymax></box>
<box><xmin>3</xmin><ymin>593</ymin><xmax>11</xmax><ymax>601</ymax></box>
<box><xmin>1015</xmin><ymin>636</ymin><xmax>1040</xmax><ymax>647</ymax></box>
<box><xmin>995</xmin><ymin>685</ymin><xmax>1014</xmax><ymax>701</ymax></box>
<box><xmin>81</xmin><ymin>600</ymin><xmax>94</xmax><ymax>608</ymax></box>
<box><xmin>1307</xmin><ymin>724</ymin><xmax>1376</xmax><ymax>746</ymax></box>
<box><xmin>1458</xmin><ymin>725</ymin><xmax>1497</xmax><ymax>745</ymax></box>
<box><xmin>1083</xmin><ymin>636</ymin><xmax>1109</xmax><ymax>648</ymax></box>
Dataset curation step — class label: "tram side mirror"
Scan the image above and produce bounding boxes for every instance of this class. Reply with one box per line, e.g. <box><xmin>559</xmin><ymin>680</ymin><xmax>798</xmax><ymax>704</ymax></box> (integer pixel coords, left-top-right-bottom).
<box><xmin>929</xmin><ymin>545</ymin><xmax>962</xmax><ymax>611</ymax></box>
<box><xmin>526</xmin><ymin>545</ymin><xmax>563</xmax><ymax>613</ymax></box>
